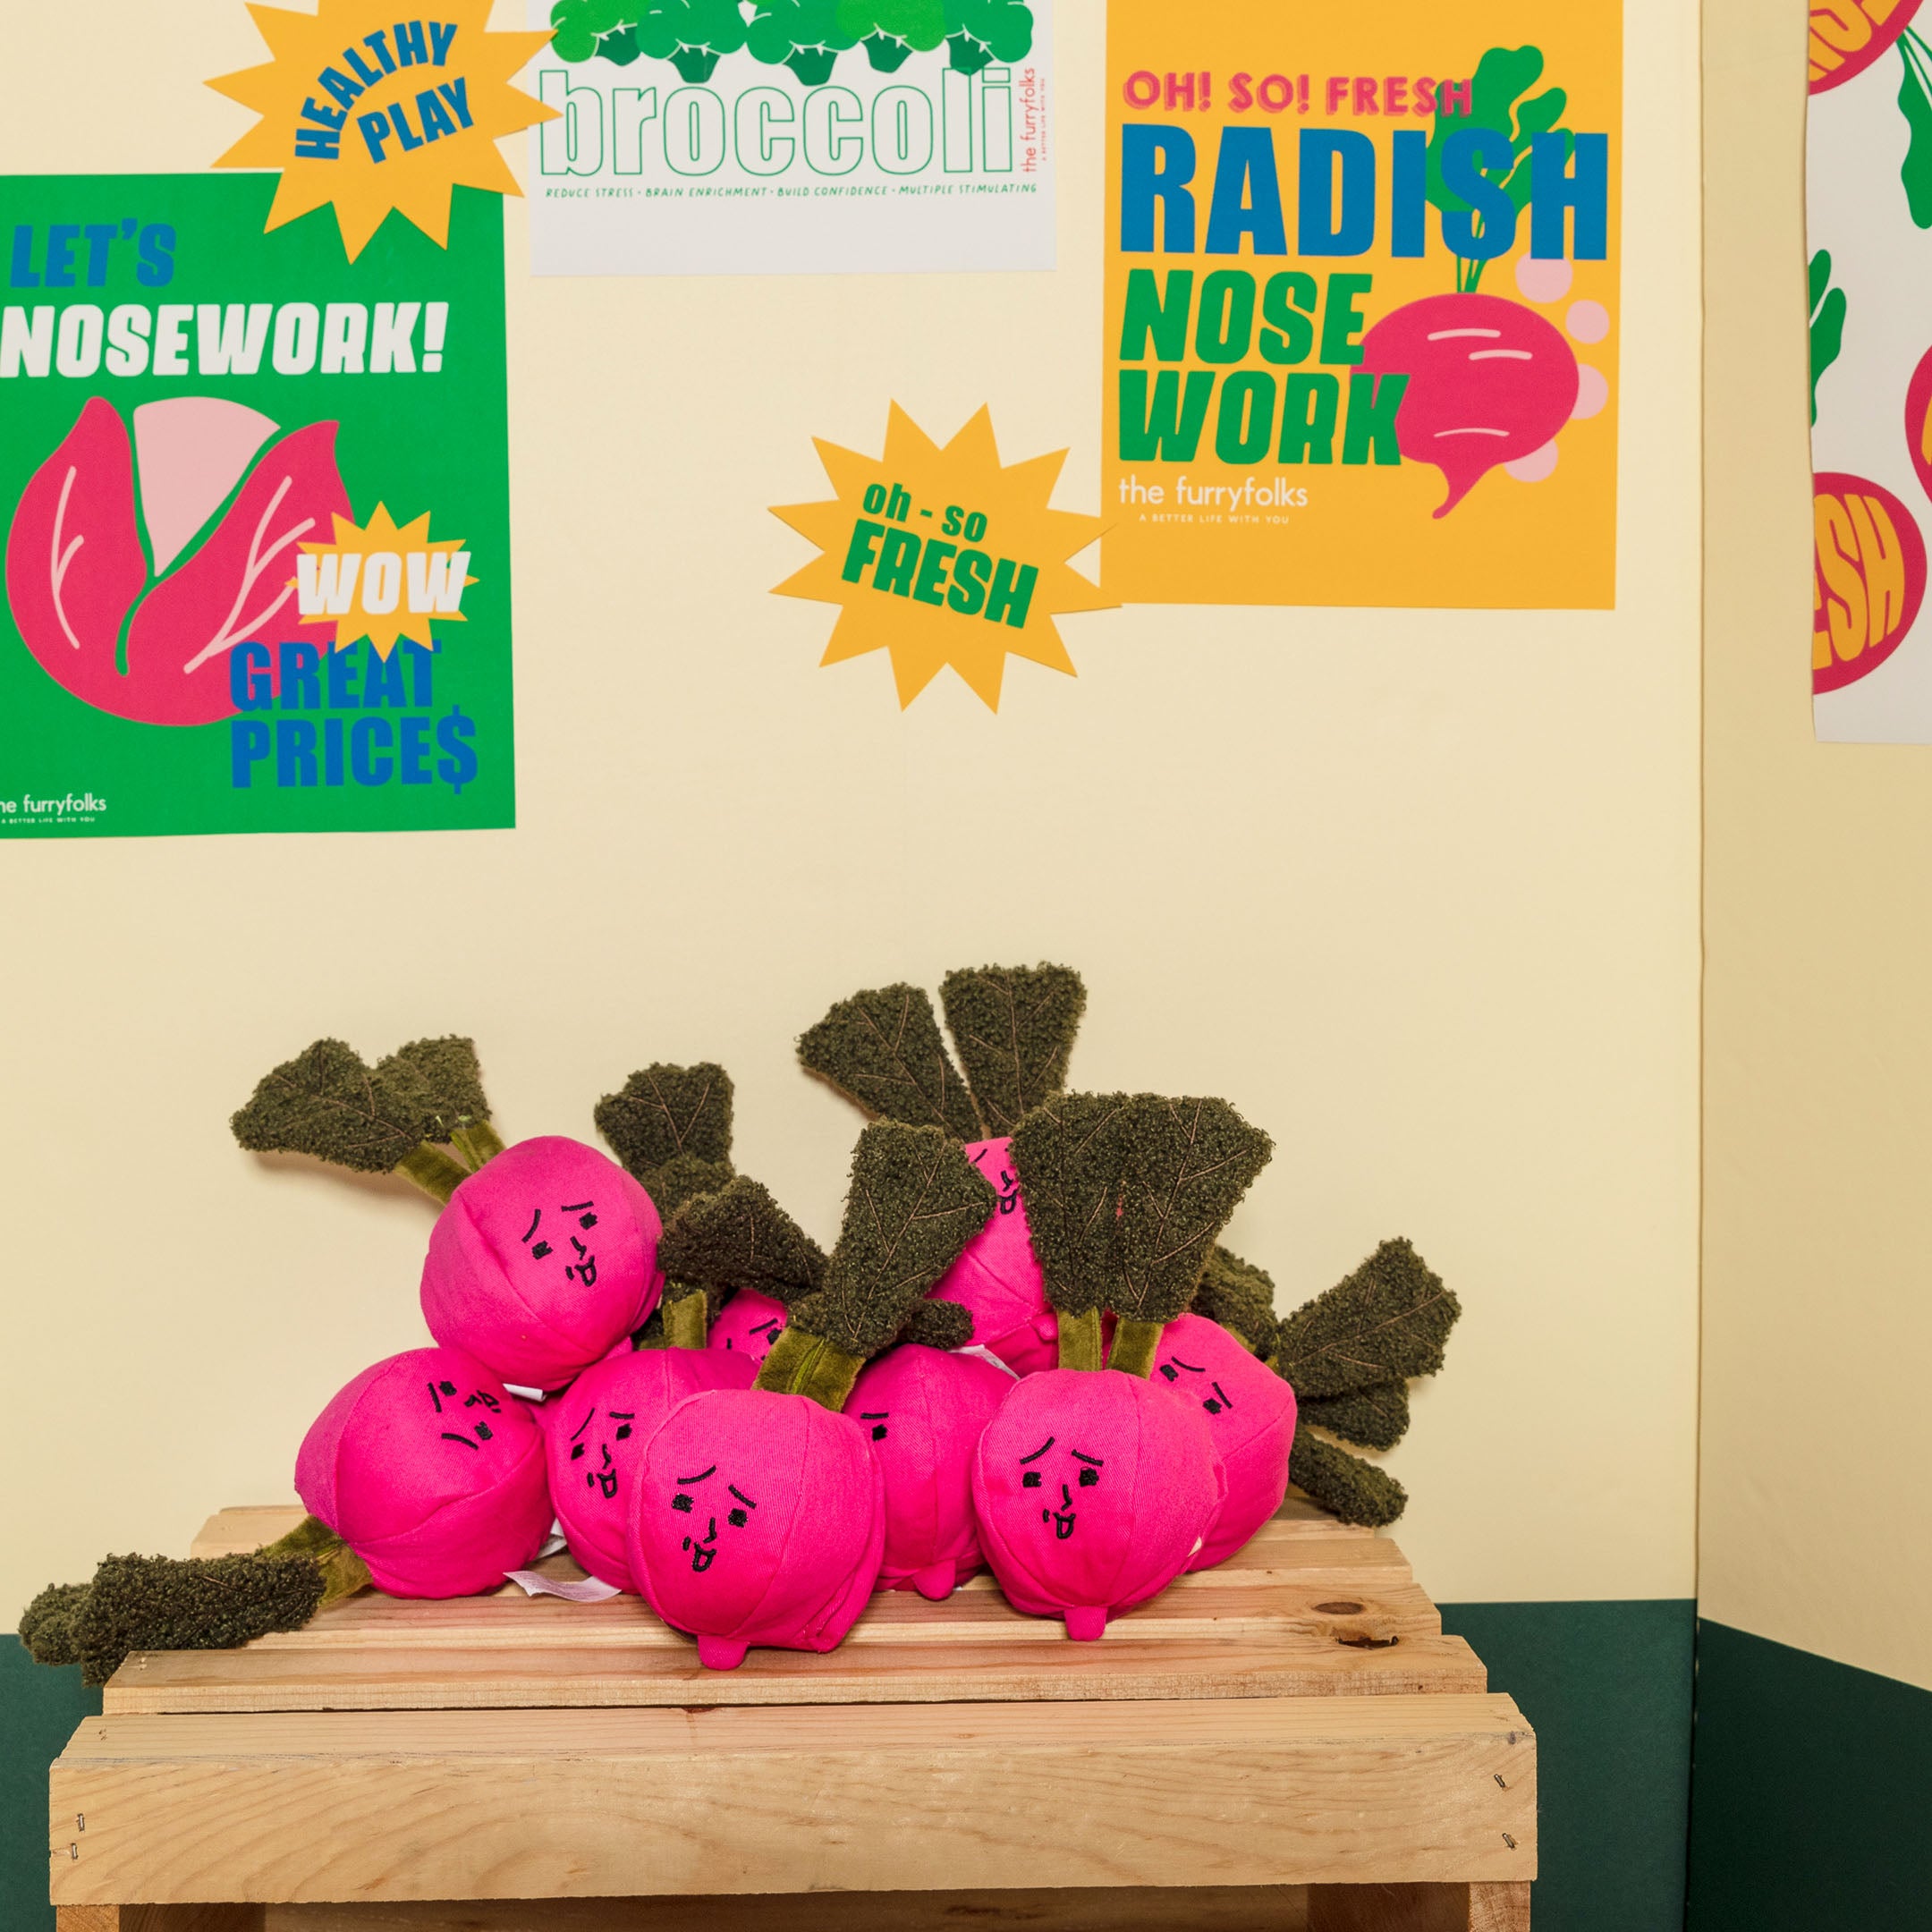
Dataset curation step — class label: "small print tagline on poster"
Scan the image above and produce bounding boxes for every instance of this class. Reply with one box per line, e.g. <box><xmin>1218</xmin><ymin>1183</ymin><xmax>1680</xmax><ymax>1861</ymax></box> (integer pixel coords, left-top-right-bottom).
<box><xmin>528</xmin><ymin>0</ymin><xmax>1055</xmax><ymax>275</ymax></box>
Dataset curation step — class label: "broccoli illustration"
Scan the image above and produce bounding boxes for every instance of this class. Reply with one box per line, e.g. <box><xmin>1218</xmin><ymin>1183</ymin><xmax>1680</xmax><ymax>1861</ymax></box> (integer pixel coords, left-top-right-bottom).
<box><xmin>638</xmin><ymin>0</ymin><xmax>751</xmax><ymax>80</ymax></box>
<box><xmin>748</xmin><ymin>0</ymin><xmax>860</xmax><ymax>84</ymax></box>
<box><xmin>836</xmin><ymin>0</ymin><xmax>947</xmax><ymax>72</ymax></box>
<box><xmin>943</xmin><ymin>0</ymin><xmax>1033</xmax><ymax>75</ymax></box>
<box><xmin>550</xmin><ymin>0</ymin><xmax>644</xmax><ymax>65</ymax></box>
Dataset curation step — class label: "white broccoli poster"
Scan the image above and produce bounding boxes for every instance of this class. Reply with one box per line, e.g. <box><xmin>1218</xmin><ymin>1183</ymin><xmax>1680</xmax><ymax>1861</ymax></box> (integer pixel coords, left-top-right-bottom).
<box><xmin>526</xmin><ymin>1</ymin><xmax>1055</xmax><ymax>276</ymax></box>
<box><xmin>1807</xmin><ymin>3</ymin><xmax>1932</xmax><ymax>741</ymax></box>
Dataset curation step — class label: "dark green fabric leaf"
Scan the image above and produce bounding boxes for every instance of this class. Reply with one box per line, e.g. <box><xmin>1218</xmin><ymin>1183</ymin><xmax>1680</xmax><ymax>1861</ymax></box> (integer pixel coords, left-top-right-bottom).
<box><xmin>798</xmin><ymin>984</ymin><xmax>984</xmax><ymax>1138</ymax></box>
<box><xmin>1299</xmin><ymin>1379</ymin><xmax>1411</xmax><ymax>1453</ymax></box>
<box><xmin>18</xmin><ymin>1581</ymin><xmax>89</xmax><ymax>1667</ymax></box>
<box><xmin>792</xmin><ymin>1123</ymin><xmax>995</xmax><ymax>1355</ymax></box>
<box><xmin>230</xmin><ymin>1038</ymin><xmax>427</xmax><ymax>1174</ymax></box>
<box><xmin>595</xmin><ymin>1063</ymin><xmax>734</xmax><ymax>1176</ymax></box>
<box><xmin>71</xmin><ymin>1553</ymin><xmax>326</xmax><ymax>1686</ymax></box>
<box><xmin>1193</xmin><ymin>1244</ymin><xmax>1280</xmax><ymax>1352</ymax></box>
<box><xmin>1114</xmin><ymin>1097</ymin><xmax>1274</xmax><ymax>1326</ymax></box>
<box><xmin>1290</xmin><ymin>1433</ymin><xmax>1408</xmax><ymax>1528</ymax></box>
<box><xmin>938</xmin><ymin>962</ymin><xmax>1087</xmax><ymax>1136</ymax></box>
<box><xmin>657</xmin><ymin>1176</ymin><xmax>827</xmax><ymax>1304</ymax></box>
<box><xmin>904</xmin><ymin>1297</ymin><xmax>975</xmax><ymax>1350</ymax></box>
<box><xmin>375</xmin><ymin>1036</ymin><xmax>492</xmax><ymax>1140</ymax></box>
<box><xmin>1273</xmin><ymin>1238</ymin><xmax>1460</xmax><ymax>1399</ymax></box>
<box><xmin>640</xmin><ymin>1154</ymin><xmax>738</xmax><ymax>1223</ymax></box>
<box><xmin>1008</xmin><ymin>1091</ymin><xmax>1134</xmax><ymax>1317</ymax></box>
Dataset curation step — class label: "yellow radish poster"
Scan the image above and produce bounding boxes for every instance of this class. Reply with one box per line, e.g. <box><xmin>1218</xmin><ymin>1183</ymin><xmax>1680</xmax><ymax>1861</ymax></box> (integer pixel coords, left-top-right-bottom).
<box><xmin>1101</xmin><ymin>0</ymin><xmax>1622</xmax><ymax>609</ymax></box>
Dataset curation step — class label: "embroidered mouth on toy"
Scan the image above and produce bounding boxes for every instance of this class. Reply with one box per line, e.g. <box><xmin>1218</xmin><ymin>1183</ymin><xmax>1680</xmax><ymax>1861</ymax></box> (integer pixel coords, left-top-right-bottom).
<box><xmin>668</xmin><ymin>1462</ymin><xmax>759</xmax><ymax>1576</ymax></box>
<box><xmin>1021</xmin><ymin>1436</ymin><xmax>1102</xmax><ymax>1540</ymax></box>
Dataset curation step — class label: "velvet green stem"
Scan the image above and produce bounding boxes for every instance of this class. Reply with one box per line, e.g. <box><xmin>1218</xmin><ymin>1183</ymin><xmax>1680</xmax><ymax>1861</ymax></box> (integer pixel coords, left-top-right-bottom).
<box><xmin>1108</xmin><ymin>1317</ymin><xmax>1162</xmax><ymax>1377</ymax></box>
<box><xmin>663</xmin><ymin>1289</ymin><xmax>709</xmax><ymax>1350</ymax></box>
<box><xmin>449</xmin><ymin>1122</ymin><xmax>505</xmax><ymax>1170</ymax></box>
<box><xmin>754</xmin><ymin>1326</ymin><xmax>866</xmax><ymax>1411</ymax></box>
<box><xmin>263</xmin><ymin>1515</ymin><xmax>371</xmax><ymax>1607</ymax></box>
<box><xmin>1056</xmin><ymin>1305</ymin><xmax>1103</xmax><ymax>1371</ymax></box>
<box><xmin>396</xmin><ymin>1143</ymin><xmax>470</xmax><ymax>1204</ymax></box>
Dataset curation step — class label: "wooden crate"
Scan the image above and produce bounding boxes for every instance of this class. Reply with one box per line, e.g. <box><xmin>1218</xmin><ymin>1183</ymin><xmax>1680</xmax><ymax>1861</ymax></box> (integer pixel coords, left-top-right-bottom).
<box><xmin>48</xmin><ymin>1502</ymin><xmax>1535</xmax><ymax>1932</ymax></box>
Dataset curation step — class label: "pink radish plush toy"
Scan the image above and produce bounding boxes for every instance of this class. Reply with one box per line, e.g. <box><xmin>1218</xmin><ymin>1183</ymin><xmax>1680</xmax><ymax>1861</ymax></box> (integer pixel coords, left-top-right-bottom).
<box><xmin>233</xmin><ymin>1041</ymin><xmax>764</xmax><ymax>1392</ymax></box>
<box><xmin>970</xmin><ymin>1091</ymin><xmax>1272</xmax><ymax>1637</ymax></box>
<box><xmin>929</xmin><ymin>1139</ymin><xmax>1061</xmax><ymax>1375</ymax></box>
<box><xmin>1147</xmin><ymin>1311</ymin><xmax>1297</xmax><ymax>1569</ymax></box>
<box><xmin>708</xmin><ymin>1288</ymin><xmax>789</xmax><ymax>1365</ymax></box>
<box><xmin>419</xmin><ymin>1135</ymin><xmax>662</xmax><ymax>1390</ymax></box>
<box><xmin>974</xmin><ymin>1367</ymin><xmax>1223</xmax><ymax>1638</ymax></box>
<box><xmin>548</xmin><ymin>1343</ymin><xmax>755</xmax><ymax>1590</ymax></box>
<box><xmin>298</xmin><ymin>1345</ymin><xmax>551</xmax><ymax>1597</ymax></box>
<box><xmin>848</xmin><ymin>1341</ymin><xmax>1013</xmax><ymax>1598</ymax></box>
<box><xmin>626</xmin><ymin>1123</ymin><xmax>994</xmax><ymax>1667</ymax></box>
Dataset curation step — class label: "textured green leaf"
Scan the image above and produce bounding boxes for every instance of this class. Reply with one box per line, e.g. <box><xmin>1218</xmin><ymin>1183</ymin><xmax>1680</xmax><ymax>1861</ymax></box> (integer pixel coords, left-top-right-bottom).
<box><xmin>1290</xmin><ymin>1433</ymin><xmax>1408</xmax><ymax>1528</ymax></box>
<box><xmin>904</xmin><ymin>1297</ymin><xmax>975</xmax><ymax>1350</ymax></box>
<box><xmin>799</xmin><ymin>983</ymin><xmax>984</xmax><ymax>1138</ymax></box>
<box><xmin>230</xmin><ymin>1039</ymin><xmax>428</xmax><ymax>1174</ymax></box>
<box><xmin>638</xmin><ymin>1154</ymin><xmax>736</xmax><ymax>1222</ymax></box>
<box><xmin>657</xmin><ymin>1175</ymin><xmax>827</xmax><ymax>1304</ymax></box>
<box><xmin>1114</xmin><ymin>1097</ymin><xmax>1273</xmax><ymax>1326</ymax></box>
<box><xmin>1193</xmin><ymin>1244</ymin><xmax>1280</xmax><ymax>1352</ymax></box>
<box><xmin>1008</xmin><ymin>1091</ymin><xmax>1134</xmax><ymax>1317</ymax></box>
<box><xmin>595</xmin><ymin>1062</ymin><xmax>733</xmax><ymax>1178</ymax></box>
<box><xmin>17</xmin><ymin>1581</ymin><xmax>88</xmax><ymax>1666</ymax></box>
<box><xmin>789</xmin><ymin>1123</ymin><xmax>995</xmax><ymax>1355</ymax></box>
<box><xmin>1299</xmin><ymin>1379</ymin><xmax>1411</xmax><ymax>1453</ymax></box>
<box><xmin>69</xmin><ymin>1552</ymin><xmax>326</xmax><ymax>1686</ymax></box>
<box><xmin>375</xmin><ymin>1037</ymin><xmax>492</xmax><ymax>1140</ymax></box>
<box><xmin>1273</xmin><ymin>1238</ymin><xmax>1460</xmax><ymax>1400</ymax></box>
<box><xmin>938</xmin><ymin>962</ymin><xmax>1087</xmax><ymax>1136</ymax></box>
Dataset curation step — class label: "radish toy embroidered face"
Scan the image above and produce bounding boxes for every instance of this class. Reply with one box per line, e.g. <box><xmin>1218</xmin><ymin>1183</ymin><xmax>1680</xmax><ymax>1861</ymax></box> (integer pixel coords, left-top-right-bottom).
<box><xmin>1149</xmin><ymin>1312</ymin><xmax>1296</xmax><ymax>1569</ymax></box>
<box><xmin>628</xmin><ymin>1386</ymin><xmax>883</xmax><ymax>1670</ymax></box>
<box><xmin>421</xmin><ymin>1135</ymin><xmax>664</xmax><ymax>1391</ymax></box>
<box><xmin>849</xmin><ymin>1343</ymin><xmax>1014</xmax><ymax>1598</ymax></box>
<box><xmin>929</xmin><ymin>1139</ymin><xmax>1061</xmax><ymax>1375</ymax></box>
<box><xmin>625</xmin><ymin>1122</ymin><xmax>994</xmax><ymax>1667</ymax></box>
<box><xmin>709</xmin><ymin>1289</ymin><xmax>789</xmax><ymax>1365</ymax></box>
<box><xmin>296</xmin><ymin>1346</ymin><xmax>550</xmax><ymax>1597</ymax></box>
<box><xmin>549</xmin><ymin>1345</ymin><xmax>755</xmax><ymax>1591</ymax></box>
<box><xmin>972</xmin><ymin>1368</ymin><xmax>1223</xmax><ymax>1639</ymax></box>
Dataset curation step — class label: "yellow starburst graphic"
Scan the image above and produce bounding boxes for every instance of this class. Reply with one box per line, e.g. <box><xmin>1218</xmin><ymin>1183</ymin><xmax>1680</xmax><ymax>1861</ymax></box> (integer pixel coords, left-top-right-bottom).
<box><xmin>208</xmin><ymin>1</ymin><xmax>556</xmax><ymax>260</ymax></box>
<box><xmin>772</xmin><ymin>404</ymin><xmax>1114</xmax><ymax>711</ymax></box>
<box><xmin>295</xmin><ymin>504</ymin><xmax>476</xmax><ymax>659</ymax></box>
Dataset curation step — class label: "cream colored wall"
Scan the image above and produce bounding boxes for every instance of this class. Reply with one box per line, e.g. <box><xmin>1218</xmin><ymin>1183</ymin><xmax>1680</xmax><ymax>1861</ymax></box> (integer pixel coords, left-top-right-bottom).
<box><xmin>0</xmin><ymin>1</ymin><xmax>1702</xmax><ymax>1623</ymax></box>
<box><xmin>1702</xmin><ymin>0</ymin><xmax>1932</xmax><ymax>1691</ymax></box>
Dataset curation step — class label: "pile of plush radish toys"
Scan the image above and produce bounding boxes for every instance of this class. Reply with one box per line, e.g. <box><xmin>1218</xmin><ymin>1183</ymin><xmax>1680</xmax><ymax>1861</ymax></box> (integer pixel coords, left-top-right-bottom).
<box><xmin>17</xmin><ymin>964</ymin><xmax>1458</xmax><ymax>1683</ymax></box>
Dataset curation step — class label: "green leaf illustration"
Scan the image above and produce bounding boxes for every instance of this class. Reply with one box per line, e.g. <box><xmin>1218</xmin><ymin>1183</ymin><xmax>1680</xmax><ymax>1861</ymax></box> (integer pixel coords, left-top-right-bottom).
<box><xmin>1425</xmin><ymin>45</ymin><xmax>1573</xmax><ymax>292</ymax></box>
<box><xmin>1901</xmin><ymin>31</ymin><xmax>1932</xmax><ymax>227</ymax></box>
<box><xmin>1808</xmin><ymin>249</ymin><xmax>1847</xmax><ymax>428</ymax></box>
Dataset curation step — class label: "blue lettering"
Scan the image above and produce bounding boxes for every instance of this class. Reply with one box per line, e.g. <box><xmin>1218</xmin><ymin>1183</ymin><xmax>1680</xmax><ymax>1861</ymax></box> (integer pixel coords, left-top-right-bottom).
<box><xmin>279</xmin><ymin>640</ymin><xmax>322</xmax><ymax>710</ymax></box>
<box><xmin>352</xmin><ymin>716</ymin><xmax>393</xmax><ymax>784</ymax></box>
<box><xmin>1530</xmin><ymin>131</ymin><xmax>1608</xmax><ymax>260</ymax></box>
<box><xmin>1297</xmin><ymin>131</ymin><xmax>1377</xmax><ymax>258</ymax></box>
<box><xmin>231</xmin><ymin>641</ymin><xmax>274</xmax><ymax>711</ymax></box>
<box><xmin>1121</xmin><ymin>125</ymin><xmax>1196</xmax><ymax>253</ymax></box>
<box><xmin>1204</xmin><ymin>129</ymin><xmax>1285</xmax><ymax>257</ymax></box>
<box><xmin>1438</xmin><ymin>127</ymin><xmax>1518</xmax><ymax>263</ymax></box>
<box><xmin>230</xmin><ymin>718</ymin><xmax>270</xmax><ymax>787</ymax></box>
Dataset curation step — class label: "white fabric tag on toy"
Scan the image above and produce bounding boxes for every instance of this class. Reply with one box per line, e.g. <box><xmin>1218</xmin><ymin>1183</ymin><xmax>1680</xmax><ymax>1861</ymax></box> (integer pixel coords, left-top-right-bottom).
<box><xmin>504</xmin><ymin>1570</ymin><xmax>623</xmax><ymax>1603</ymax></box>
<box><xmin>953</xmin><ymin>1344</ymin><xmax>1019</xmax><ymax>1378</ymax></box>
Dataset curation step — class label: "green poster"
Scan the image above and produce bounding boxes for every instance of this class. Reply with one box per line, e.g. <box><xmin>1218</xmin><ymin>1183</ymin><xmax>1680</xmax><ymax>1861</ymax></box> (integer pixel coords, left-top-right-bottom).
<box><xmin>0</xmin><ymin>174</ymin><xmax>513</xmax><ymax>839</ymax></box>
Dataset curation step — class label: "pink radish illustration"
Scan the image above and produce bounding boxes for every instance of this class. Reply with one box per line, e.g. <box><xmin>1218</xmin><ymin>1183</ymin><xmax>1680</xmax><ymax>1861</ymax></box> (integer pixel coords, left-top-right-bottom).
<box><xmin>1360</xmin><ymin>292</ymin><xmax>1579</xmax><ymax>518</ymax></box>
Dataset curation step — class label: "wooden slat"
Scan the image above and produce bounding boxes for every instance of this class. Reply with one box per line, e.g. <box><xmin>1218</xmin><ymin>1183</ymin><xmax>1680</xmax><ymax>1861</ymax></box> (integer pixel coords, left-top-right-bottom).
<box><xmin>1308</xmin><ymin>1880</ymin><xmax>1531</xmax><ymax>1932</ymax></box>
<box><xmin>55</xmin><ymin>1911</ymin><xmax>264</xmax><ymax>1932</ymax></box>
<box><xmin>51</xmin><ymin>1697</ymin><xmax>1535</xmax><ymax>1905</ymax></box>
<box><xmin>260</xmin><ymin>1888</ymin><xmax>1313</xmax><ymax>1931</ymax></box>
<box><xmin>104</xmin><ymin>1628</ymin><xmax>1484</xmax><ymax>1716</ymax></box>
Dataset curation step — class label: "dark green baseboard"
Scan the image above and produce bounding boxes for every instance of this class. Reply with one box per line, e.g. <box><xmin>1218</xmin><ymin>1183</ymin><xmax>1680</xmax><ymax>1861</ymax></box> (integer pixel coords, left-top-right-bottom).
<box><xmin>1438</xmin><ymin>1599</ymin><xmax>1695</xmax><ymax>1932</ymax></box>
<box><xmin>1686</xmin><ymin>1620</ymin><xmax>1932</xmax><ymax>1931</ymax></box>
<box><xmin>1</xmin><ymin>1635</ymin><xmax>98</xmax><ymax>1932</ymax></box>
